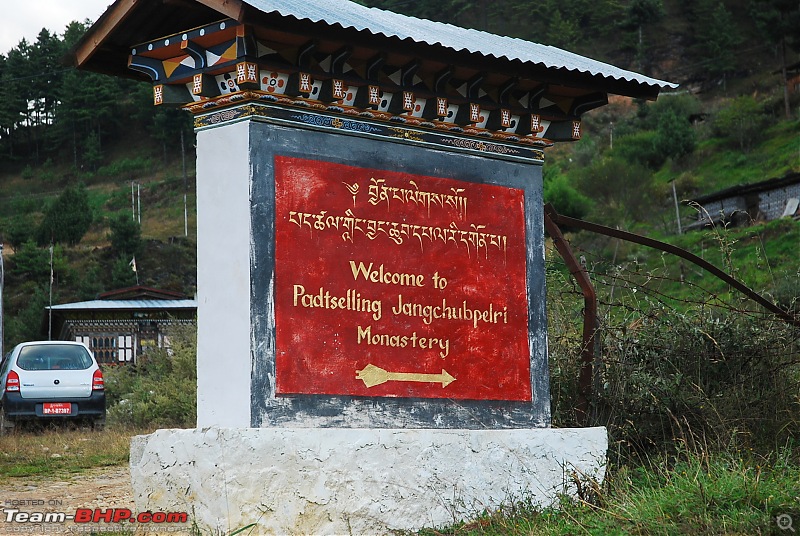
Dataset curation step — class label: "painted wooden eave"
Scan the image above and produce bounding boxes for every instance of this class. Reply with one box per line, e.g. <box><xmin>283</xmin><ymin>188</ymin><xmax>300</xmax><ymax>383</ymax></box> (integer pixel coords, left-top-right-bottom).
<box><xmin>71</xmin><ymin>0</ymin><xmax>235</xmax><ymax>78</ymax></box>
<box><xmin>72</xmin><ymin>0</ymin><xmax>676</xmax><ymax>100</ymax></box>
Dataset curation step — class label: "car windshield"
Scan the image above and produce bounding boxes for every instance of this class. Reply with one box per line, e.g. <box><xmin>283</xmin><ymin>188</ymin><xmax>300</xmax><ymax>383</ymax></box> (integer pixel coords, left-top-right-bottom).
<box><xmin>16</xmin><ymin>345</ymin><xmax>93</xmax><ymax>371</ymax></box>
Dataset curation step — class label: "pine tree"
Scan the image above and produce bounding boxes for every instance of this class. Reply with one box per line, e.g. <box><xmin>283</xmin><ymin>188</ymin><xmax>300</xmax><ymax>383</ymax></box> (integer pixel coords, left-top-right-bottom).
<box><xmin>693</xmin><ymin>1</ymin><xmax>741</xmax><ymax>82</ymax></box>
<box><xmin>36</xmin><ymin>184</ymin><xmax>93</xmax><ymax>246</ymax></box>
<box><xmin>750</xmin><ymin>0</ymin><xmax>800</xmax><ymax>117</ymax></box>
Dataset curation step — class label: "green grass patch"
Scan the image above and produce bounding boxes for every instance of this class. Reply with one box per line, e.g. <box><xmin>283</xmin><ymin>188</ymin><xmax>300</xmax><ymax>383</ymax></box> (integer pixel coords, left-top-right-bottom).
<box><xmin>686</xmin><ymin>120</ymin><xmax>800</xmax><ymax>194</ymax></box>
<box><xmin>585</xmin><ymin>218</ymin><xmax>800</xmax><ymax>310</ymax></box>
<box><xmin>417</xmin><ymin>448</ymin><xmax>800</xmax><ymax>535</ymax></box>
<box><xmin>96</xmin><ymin>157</ymin><xmax>154</xmax><ymax>180</ymax></box>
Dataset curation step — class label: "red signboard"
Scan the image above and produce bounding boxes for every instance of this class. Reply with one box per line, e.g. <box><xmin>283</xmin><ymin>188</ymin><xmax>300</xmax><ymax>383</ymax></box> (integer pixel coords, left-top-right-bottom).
<box><xmin>274</xmin><ymin>156</ymin><xmax>531</xmax><ymax>401</ymax></box>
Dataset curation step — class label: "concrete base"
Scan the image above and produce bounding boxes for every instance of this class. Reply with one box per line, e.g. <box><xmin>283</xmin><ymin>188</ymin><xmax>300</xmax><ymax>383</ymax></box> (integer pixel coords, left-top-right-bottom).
<box><xmin>130</xmin><ymin>427</ymin><xmax>607</xmax><ymax>535</ymax></box>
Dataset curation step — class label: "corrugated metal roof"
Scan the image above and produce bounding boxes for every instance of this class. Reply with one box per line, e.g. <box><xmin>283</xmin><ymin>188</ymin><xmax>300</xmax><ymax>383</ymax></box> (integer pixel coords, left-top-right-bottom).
<box><xmin>690</xmin><ymin>172</ymin><xmax>800</xmax><ymax>205</ymax></box>
<box><xmin>48</xmin><ymin>299</ymin><xmax>198</xmax><ymax>311</ymax></box>
<box><xmin>244</xmin><ymin>0</ymin><xmax>677</xmax><ymax>91</ymax></box>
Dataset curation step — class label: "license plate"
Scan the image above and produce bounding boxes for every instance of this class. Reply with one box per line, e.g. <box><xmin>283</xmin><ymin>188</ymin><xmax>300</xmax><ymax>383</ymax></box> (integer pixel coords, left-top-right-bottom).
<box><xmin>43</xmin><ymin>402</ymin><xmax>72</xmax><ymax>415</ymax></box>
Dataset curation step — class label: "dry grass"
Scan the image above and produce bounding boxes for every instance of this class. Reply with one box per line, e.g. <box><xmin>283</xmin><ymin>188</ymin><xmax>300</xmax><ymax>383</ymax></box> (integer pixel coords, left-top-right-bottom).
<box><xmin>0</xmin><ymin>426</ymin><xmax>150</xmax><ymax>483</ymax></box>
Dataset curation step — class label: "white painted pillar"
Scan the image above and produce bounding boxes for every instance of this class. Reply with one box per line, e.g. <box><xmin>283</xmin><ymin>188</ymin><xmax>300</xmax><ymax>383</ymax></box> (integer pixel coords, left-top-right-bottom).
<box><xmin>195</xmin><ymin>120</ymin><xmax>252</xmax><ymax>427</ymax></box>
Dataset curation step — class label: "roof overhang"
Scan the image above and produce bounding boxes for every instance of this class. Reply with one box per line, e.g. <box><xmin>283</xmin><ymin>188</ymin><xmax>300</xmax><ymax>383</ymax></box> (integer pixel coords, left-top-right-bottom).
<box><xmin>71</xmin><ymin>0</ymin><xmax>676</xmax><ymax>144</ymax></box>
<box><xmin>73</xmin><ymin>0</ymin><xmax>674</xmax><ymax>99</ymax></box>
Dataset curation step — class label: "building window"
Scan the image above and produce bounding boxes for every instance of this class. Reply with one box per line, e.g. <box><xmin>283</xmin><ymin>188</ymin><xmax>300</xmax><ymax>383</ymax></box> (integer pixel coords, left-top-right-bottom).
<box><xmin>75</xmin><ymin>334</ymin><xmax>134</xmax><ymax>365</ymax></box>
<box><xmin>118</xmin><ymin>335</ymin><xmax>134</xmax><ymax>363</ymax></box>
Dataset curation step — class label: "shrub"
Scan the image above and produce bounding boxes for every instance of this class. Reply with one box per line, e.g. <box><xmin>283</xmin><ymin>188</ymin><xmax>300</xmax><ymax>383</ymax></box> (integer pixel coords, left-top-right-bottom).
<box><xmin>96</xmin><ymin>157</ymin><xmax>153</xmax><ymax>179</ymax></box>
<box><xmin>10</xmin><ymin>195</ymin><xmax>39</xmax><ymax>214</ymax></box>
<box><xmin>772</xmin><ymin>276</ymin><xmax>800</xmax><ymax>313</ymax></box>
<box><xmin>12</xmin><ymin>239</ymin><xmax>52</xmax><ymax>281</ymax></box>
<box><xmin>643</xmin><ymin>93</ymin><xmax>703</xmax><ymax>130</ymax></box>
<box><xmin>104</xmin><ymin>325</ymin><xmax>197</xmax><ymax>428</ymax></box>
<box><xmin>712</xmin><ymin>96</ymin><xmax>769</xmax><ymax>152</ymax></box>
<box><xmin>576</xmin><ymin>156</ymin><xmax>655</xmax><ymax>224</ymax></box>
<box><xmin>599</xmin><ymin>312</ymin><xmax>798</xmax><ymax>453</ymax></box>
<box><xmin>653</xmin><ymin>109</ymin><xmax>696</xmax><ymax>162</ymax></box>
<box><xmin>548</xmin><ymin>262</ymin><xmax>800</xmax><ymax>460</ymax></box>
<box><xmin>609</xmin><ymin>130</ymin><xmax>662</xmax><ymax>169</ymax></box>
<box><xmin>544</xmin><ymin>173</ymin><xmax>592</xmax><ymax>220</ymax></box>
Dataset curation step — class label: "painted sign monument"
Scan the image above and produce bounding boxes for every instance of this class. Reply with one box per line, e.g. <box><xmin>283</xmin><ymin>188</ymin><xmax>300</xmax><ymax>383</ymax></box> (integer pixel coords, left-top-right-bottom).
<box><xmin>74</xmin><ymin>0</ymin><xmax>673</xmax><ymax>533</ymax></box>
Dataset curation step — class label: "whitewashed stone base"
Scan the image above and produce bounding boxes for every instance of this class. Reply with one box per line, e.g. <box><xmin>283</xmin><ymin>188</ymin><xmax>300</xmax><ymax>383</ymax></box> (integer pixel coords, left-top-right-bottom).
<box><xmin>130</xmin><ymin>427</ymin><xmax>607</xmax><ymax>535</ymax></box>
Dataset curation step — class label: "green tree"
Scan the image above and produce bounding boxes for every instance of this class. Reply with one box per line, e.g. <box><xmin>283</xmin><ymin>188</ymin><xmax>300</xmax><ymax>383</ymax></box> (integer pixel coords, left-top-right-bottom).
<box><xmin>109</xmin><ymin>213</ymin><xmax>143</xmax><ymax>259</ymax></box>
<box><xmin>603</xmin><ymin>95</ymin><xmax>699</xmax><ymax>170</ymax></box>
<box><xmin>0</xmin><ymin>41</ymin><xmax>34</xmax><ymax>158</ymax></box>
<box><xmin>150</xmin><ymin>107</ymin><xmax>193</xmax><ymax>166</ymax></box>
<box><xmin>642</xmin><ymin>94</ymin><xmax>703</xmax><ymax>130</ymax></box>
<box><xmin>56</xmin><ymin>21</ymin><xmax>131</xmax><ymax>169</ymax></box>
<box><xmin>750</xmin><ymin>0</ymin><xmax>800</xmax><ymax>117</ymax></box>
<box><xmin>30</xmin><ymin>29</ymin><xmax>68</xmax><ymax>161</ymax></box>
<box><xmin>4</xmin><ymin>284</ymin><xmax>50</xmax><ymax>346</ymax></box>
<box><xmin>692</xmin><ymin>2</ymin><xmax>742</xmax><ymax>81</ymax></box>
<box><xmin>609</xmin><ymin>130</ymin><xmax>662</xmax><ymax>169</ymax></box>
<box><xmin>577</xmin><ymin>156</ymin><xmax>656</xmax><ymax>224</ymax></box>
<box><xmin>653</xmin><ymin>109</ymin><xmax>696</xmax><ymax>162</ymax></box>
<box><xmin>36</xmin><ymin>184</ymin><xmax>93</xmax><ymax>246</ymax></box>
<box><xmin>11</xmin><ymin>239</ymin><xmax>50</xmax><ymax>281</ymax></box>
<box><xmin>505</xmin><ymin>0</ymin><xmax>618</xmax><ymax>51</ymax></box>
<box><xmin>29</xmin><ymin>29</ymin><xmax>65</xmax><ymax>124</ymax></box>
<box><xmin>6</xmin><ymin>213</ymin><xmax>35</xmax><ymax>252</ymax></box>
<box><xmin>82</xmin><ymin>130</ymin><xmax>103</xmax><ymax>171</ymax></box>
<box><xmin>545</xmin><ymin>10</ymin><xmax>581</xmax><ymax>50</ymax></box>
<box><xmin>713</xmin><ymin>95</ymin><xmax>767</xmax><ymax>152</ymax></box>
<box><xmin>621</xmin><ymin>0</ymin><xmax>664</xmax><ymax>72</ymax></box>
<box><xmin>357</xmin><ymin>0</ymin><xmax>474</xmax><ymax>27</ymax></box>
<box><xmin>11</xmin><ymin>240</ymin><xmax>69</xmax><ymax>284</ymax></box>
<box><xmin>77</xmin><ymin>264</ymin><xmax>105</xmax><ymax>300</ymax></box>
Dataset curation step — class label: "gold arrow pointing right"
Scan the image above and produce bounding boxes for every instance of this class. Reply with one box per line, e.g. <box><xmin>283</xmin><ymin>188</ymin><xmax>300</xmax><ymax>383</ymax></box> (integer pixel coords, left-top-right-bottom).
<box><xmin>356</xmin><ymin>364</ymin><xmax>456</xmax><ymax>388</ymax></box>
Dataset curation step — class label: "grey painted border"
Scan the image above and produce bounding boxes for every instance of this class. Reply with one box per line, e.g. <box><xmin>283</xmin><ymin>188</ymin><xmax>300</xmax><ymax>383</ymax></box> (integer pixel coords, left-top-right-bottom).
<box><xmin>249</xmin><ymin>118</ymin><xmax>550</xmax><ymax>429</ymax></box>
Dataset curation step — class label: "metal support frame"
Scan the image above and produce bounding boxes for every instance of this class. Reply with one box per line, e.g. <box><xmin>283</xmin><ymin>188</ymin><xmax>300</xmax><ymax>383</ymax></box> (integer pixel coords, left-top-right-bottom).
<box><xmin>543</xmin><ymin>204</ymin><xmax>598</xmax><ymax>426</ymax></box>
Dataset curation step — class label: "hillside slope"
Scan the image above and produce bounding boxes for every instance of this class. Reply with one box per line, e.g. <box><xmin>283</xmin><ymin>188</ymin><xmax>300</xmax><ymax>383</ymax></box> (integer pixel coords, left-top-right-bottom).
<box><xmin>0</xmin><ymin>0</ymin><xmax>798</xmax><ymax>348</ymax></box>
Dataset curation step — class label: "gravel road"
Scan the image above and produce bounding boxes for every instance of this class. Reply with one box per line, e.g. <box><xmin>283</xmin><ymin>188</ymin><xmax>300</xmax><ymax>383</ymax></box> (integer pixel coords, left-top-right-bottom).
<box><xmin>0</xmin><ymin>466</ymin><xmax>147</xmax><ymax>535</ymax></box>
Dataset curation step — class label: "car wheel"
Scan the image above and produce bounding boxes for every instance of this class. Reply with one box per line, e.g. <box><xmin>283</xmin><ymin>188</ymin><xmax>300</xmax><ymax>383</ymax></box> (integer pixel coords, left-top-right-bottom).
<box><xmin>92</xmin><ymin>418</ymin><xmax>105</xmax><ymax>432</ymax></box>
<box><xmin>0</xmin><ymin>409</ymin><xmax>14</xmax><ymax>435</ymax></box>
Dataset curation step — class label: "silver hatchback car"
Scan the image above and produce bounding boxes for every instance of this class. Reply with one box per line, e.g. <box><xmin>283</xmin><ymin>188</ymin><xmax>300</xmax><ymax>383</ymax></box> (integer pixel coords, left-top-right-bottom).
<box><xmin>0</xmin><ymin>341</ymin><xmax>106</xmax><ymax>432</ymax></box>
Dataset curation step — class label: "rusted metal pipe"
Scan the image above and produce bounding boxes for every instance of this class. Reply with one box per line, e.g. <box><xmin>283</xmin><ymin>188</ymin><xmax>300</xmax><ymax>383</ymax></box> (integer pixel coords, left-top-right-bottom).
<box><xmin>543</xmin><ymin>204</ymin><xmax>598</xmax><ymax>426</ymax></box>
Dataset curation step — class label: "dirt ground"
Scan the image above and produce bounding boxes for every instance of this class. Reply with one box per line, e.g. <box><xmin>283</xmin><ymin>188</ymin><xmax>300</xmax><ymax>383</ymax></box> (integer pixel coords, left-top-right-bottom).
<box><xmin>0</xmin><ymin>466</ymin><xmax>169</xmax><ymax>535</ymax></box>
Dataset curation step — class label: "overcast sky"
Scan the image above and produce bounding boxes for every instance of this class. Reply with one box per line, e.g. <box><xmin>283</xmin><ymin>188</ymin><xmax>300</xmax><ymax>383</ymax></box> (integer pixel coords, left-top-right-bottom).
<box><xmin>0</xmin><ymin>0</ymin><xmax>111</xmax><ymax>55</ymax></box>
